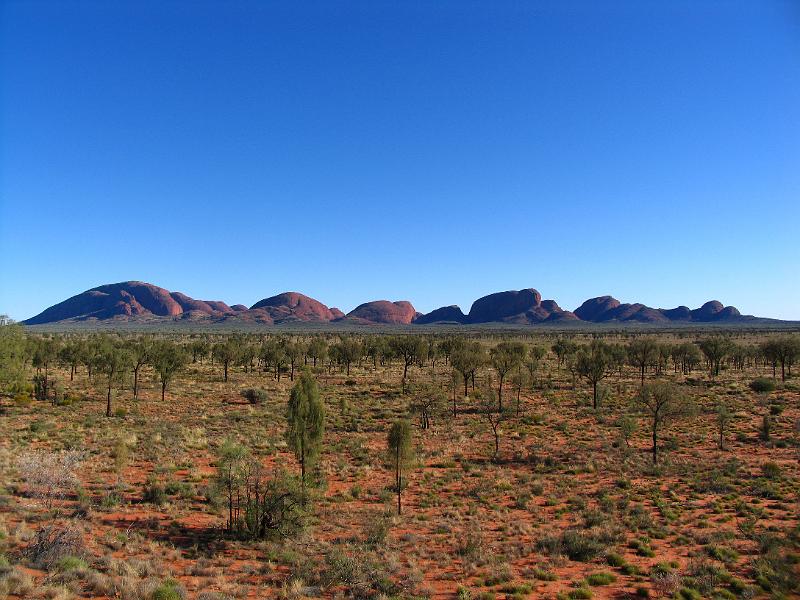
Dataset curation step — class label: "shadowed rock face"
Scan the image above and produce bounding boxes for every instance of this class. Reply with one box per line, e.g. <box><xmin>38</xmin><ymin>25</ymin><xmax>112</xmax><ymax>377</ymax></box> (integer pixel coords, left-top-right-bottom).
<box><xmin>574</xmin><ymin>296</ymin><xmax>621</xmax><ymax>321</ymax></box>
<box><xmin>463</xmin><ymin>289</ymin><xmax>576</xmax><ymax>324</ymax></box>
<box><xmin>414</xmin><ymin>305</ymin><xmax>467</xmax><ymax>325</ymax></box>
<box><xmin>346</xmin><ymin>300</ymin><xmax>417</xmax><ymax>324</ymax></box>
<box><xmin>23</xmin><ymin>281</ymin><xmax>234</xmax><ymax>324</ymax></box>
<box><xmin>249</xmin><ymin>292</ymin><xmax>339</xmax><ymax>323</ymax></box>
<box><xmin>574</xmin><ymin>296</ymin><xmax>742</xmax><ymax>323</ymax></box>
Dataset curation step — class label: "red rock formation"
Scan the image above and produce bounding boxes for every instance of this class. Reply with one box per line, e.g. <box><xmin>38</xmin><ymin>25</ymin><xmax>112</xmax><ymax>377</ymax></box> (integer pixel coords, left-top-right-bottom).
<box><xmin>346</xmin><ymin>300</ymin><xmax>417</xmax><ymax>324</ymax></box>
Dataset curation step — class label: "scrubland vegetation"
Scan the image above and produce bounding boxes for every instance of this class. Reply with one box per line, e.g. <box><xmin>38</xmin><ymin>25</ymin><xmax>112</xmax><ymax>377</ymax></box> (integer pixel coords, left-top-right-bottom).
<box><xmin>0</xmin><ymin>317</ymin><xmax>799</xmax><ymax>599</ymax></box>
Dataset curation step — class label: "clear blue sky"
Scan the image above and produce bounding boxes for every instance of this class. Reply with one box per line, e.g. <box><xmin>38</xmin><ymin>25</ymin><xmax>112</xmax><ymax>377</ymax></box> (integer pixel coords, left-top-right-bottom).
<box><xmin>2</xmin><ymin>1</ymin><xmax>799</xmax><ymax>321</ymax></box>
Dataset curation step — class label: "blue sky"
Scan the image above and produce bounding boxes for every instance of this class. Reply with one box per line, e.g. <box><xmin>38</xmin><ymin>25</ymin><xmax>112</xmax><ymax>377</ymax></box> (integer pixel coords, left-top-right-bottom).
<box><xmin>2</xmin><ymin>1</ymin><xmax>799</xmax><ymax>321</ymax></box>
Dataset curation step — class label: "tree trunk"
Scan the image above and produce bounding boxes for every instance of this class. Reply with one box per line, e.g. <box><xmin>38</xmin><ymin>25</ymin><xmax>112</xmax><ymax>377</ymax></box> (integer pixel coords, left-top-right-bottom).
<box><xmin>498</xmin><ymin>375</ymin><xmax>504</xmax><ymax>412</ymax></box>
<box><xmin>652</xmin><ymin>426</ymin><xmax>658</xmax><ymax>464</ymax></box>
<box><xmin>396</xmin><ymin>446</ymin><xmax>401</xmax><ymax>515</ymax></box>
<box><xmin>161</xmin><ymin>381</ymin><xmax>166</xmax><ymax>402</ymax></box>
<box><xmin>106</xmin><ymin>383</ymin><xmax>112</xmax><ymax>417</ymax></box>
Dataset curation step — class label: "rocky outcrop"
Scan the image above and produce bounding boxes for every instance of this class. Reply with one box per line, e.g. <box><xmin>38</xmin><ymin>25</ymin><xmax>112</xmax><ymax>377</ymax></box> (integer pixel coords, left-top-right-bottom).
<box><xmin>574</xmin><ymin>296</ymin><xmax>743</xmax><ymax>323</ymax></box>
<box><xmin>414</xmin><ymin>305</ymin><xmax>467</xmax><ymax>325</ymax></box>
<box><xmin>249</xmin><ymin>292</ymin><xmax>339</xmax><ymax>323</ymax></box>
<box><xmin>23</xmin><ymin>281</ymin><xmax>234</xmax><ymax>324</ymax></box>
<box><xmin>23</xmin><ymin>281</ymin><xmax>755</xmax><ymax>326</ymax></box>
<box><xmin>465</xmin><ymin>289</ymin><xmax>576</xmax><ymax>324</ymax></box>
<box><xmin>346</xmin><ymin>300</ymin><xmax>417</xmax><ymax>324</ymax></box>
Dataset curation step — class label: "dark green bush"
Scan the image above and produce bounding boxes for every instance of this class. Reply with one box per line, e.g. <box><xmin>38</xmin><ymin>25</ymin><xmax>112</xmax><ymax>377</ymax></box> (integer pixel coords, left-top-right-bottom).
<box><xmin>750</xmin><ymin>378</ymin><xmax>776</xmax><ymax>393</ymax></box>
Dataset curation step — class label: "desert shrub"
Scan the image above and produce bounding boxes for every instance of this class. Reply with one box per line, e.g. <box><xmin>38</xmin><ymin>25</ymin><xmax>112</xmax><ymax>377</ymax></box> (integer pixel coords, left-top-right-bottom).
<box><xmin>531</xmin><ymin>568</ymin><xmax>557</xmax><ymax>581</ymax></box>
<box><xmin>13</xmin><ymin>392</ymin><xmax>32</xmax><ymax>406</ymax></box>
<box><xmin>557</xmin><ymin>586</ymin><xmax>592</xmax><ymax>600</ymax></box>
<box><xmin>538</xmin><ymin>528</ymin><xmax>613</xmax><ymax>562</ymax></box>
<box><xmin>240</xmin><ymin>387</ymin><xmax>268</xmax><ymax>405</ymax></box>
<box><xmin>761</xmin><ymin>461</ymin><xmax>781</xmax><ymax>479</ymax></box>
<box><xmin>16</xmin><ymin>450</ymin><xmax>84</xmax><ymax>508</ymax></box>
<box><xmin>759</xmin><ymin>415</ymin><xmax>772</xmax><ymax>441</ymax></box>
<box><xmin>752</xmin><ymin>545</ymin><xmax>800</xmax><ymax>595</ymax></box>
<box><xmin>111</xmin><ymin>438</ymin><xmax>130</xmax><ymax>475</ymax></box>
<box><xmin>57</xmin><ymin>555</ymin><xmax>88</xmax><ymax>572</ymax></box>
<box><xmin>605</xmin><ymin>552</ymin><xmax>626</xmax><ymax>568</ymax></box>
<box><xmin>364</xmin><ymin>512</ymin><xmax>390</xmax><ymax>547</ymax></box>
<box><xmin>151</xmin><ymin>579</ymin><xmax>187</xmax><ymax>600</ymax></box>
<box><xmin>224</xmin><ymin>465</ymin><xmax>306</xmax><ymax>541</ymax></box>
<box><xmin>24</xmin><ymin>522</ymin><xmax>85</xmax><ymax>569</ymax></box>
<box><xmin>0</xmin><ymin>566</ymin><xmax>34</xmax><ymax>595</ymax></box>
<box><xmin>586</xmin><ymin>572</ymin><xmax>616</xmax><ymax>586</ymax></box>
<box><xmin>630</xmin><ymin>539</ymin><xmax>655</xmax><ymax>557</ymax></box>
<box><xmin>705</xmin><ymin>545</ymin><xmax>739</xmax><ymax>564</ymax></box>
<box><xmin>142</xmin><ymin>476</ymin><xmax>168</xmax><ymax>506</ymax></box>
<box><xmin>750</xmin><ymin>378</ymin><xmax>776</xmax><ymax>393</ymax></box>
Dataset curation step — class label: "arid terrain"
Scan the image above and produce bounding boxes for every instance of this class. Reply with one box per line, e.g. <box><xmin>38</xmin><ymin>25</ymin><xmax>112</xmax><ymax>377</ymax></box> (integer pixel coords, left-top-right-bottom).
<box><xmin>0</xmin><ymin>326</ymin><xmax>798</xmax><ymax>600</ymax></box>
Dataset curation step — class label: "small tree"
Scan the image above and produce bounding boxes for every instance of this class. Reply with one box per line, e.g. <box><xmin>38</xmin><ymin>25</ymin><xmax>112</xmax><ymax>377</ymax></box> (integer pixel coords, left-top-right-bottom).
<box><xmin>389</xmin><ymin>336</ymin><xmax>426</xmax><ymax>393</ymax></box>
<box><xmin>126</xmin><ymin>338</ymin><xmax>151</xmax><ymax>399</ymax></box>
<box><xmin>575</xmin><ymin>340</ymin><xmax>612</xmax><ymax>410</ymax></box>
<box><xmin>286</xmin><ymin>370</ymin><xmax>325</xmax><ymax>494</ymax></box>
<box><xmin>699</xmin><ymin>337</ymin><xmax>733</xmax><ymax>378</ymax></box>
<box><xmin>0</xmin><ymin>317</ymin><xmax>28</xmax><ymax>393</ymax></box>
<box><xmin>387</xmin><ymin>419</ymin><xmax>413</xmax><ymax>515</ymax></box>
<box><xmin>284</xmin><ymin>340</ymin><xmax>305</xmax><ymax>382</ymax></box>
<box><xmin>306</xmin><ymin>337</ymin><xmax>327</xmax><ymax>367</ymax></box>
<box><xmin>716</xmin><ymin>402</ymin><xmax>733</xmax><ymax>450</ymax></box>
<box><xmin>627</xmin><ymin>338</ymin><xmax>659</xmax><ymax>386</ymax></box>
<box><xmin>189</xmin><ymin>338</ymin><xmax>210</xmax><ymax>363</ymax></box>
<box><xmin>214</xmin><ymin>439</ymin><xmax>249</xmax><ymax>532</ymax></box>
<box><xmin>213</xmin><ymin>338</ymin><xmax>240</xmax><ymax>382</ymax></box>
<box><xmin>32</xmin><ymin>337</ymin><xmax>59</xmax><ymax>401</ymax></box>
<box><xmin>451</xmin><ymin>341</ymin><xmax>485</xmax><ymax>396</ymax></box>
<box><xmin>97</xmin><ymin>339</ymin><xmax>131</xmax><ymax>417</ymax></box>
<box><xmin>479</xmin><ymin>387</ymin><xmax>512</xmax><ymax>462</ymax></box>
<box><xmin>525</xmin><ymin>345</ymin><xmax>546</xmax><ymax>390</ymax></box>
<box><xmin>260</xmin><ymin>338</ymin><xmax>287</xmax><ymax>381</ymax></box>
<box><xmin>411</xmin><ymin>383</ymin><xmax>445</xmax><ymax>430</ymax></box>
<box><xmin>151</xmin><ymin>341</ymin><xmax>188</xmax><ymax>401</ymax></box>
<box><xmin>490</xmin><ymin>342</ymin><xmax>526</xmax><ymax>412</ymax></box>
<box><xmin>552</xmin><ymin>338</ymin><xmax>578</xmax><ymax>368</ymax></box>
<box><xmin>510</xmin><ymin>369</ymin><xmax>528</xmax><ymax>416</ymax></box>
<box><xmin>631</xmin><ymin>382</ymin><xmax>693</xmax><ymax>464</ymax></box>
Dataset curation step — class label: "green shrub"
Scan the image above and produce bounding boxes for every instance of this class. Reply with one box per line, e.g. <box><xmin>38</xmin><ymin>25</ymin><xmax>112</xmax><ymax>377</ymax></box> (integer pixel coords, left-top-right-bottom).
<box><xmin>676</xmin><ymin>587</ymin><xmax>702</xmax><ymax>600</ymax></box>
<box><xmin>240</xmin><ymin>388</ymin><xmax>268</xmax><ymax>404</ymax></box>
<box><xmin>531</xmin><ymin>568</ymin><xmax>557</xmax><ymax>581</ymax></box>
<box><xmin>151</xmin><ymin>579</ymin><xmax>186</xmax><ymax>600</ymax></box>
<box><xmin>143</xmin><ymin>477</ymin><xmax>167</xmax><ymax>506</ymax></box>
<box><xmin>586</xmin><ymin>572</ymin><xmax>616</xmax><ymax>586</ymax></box>
<box><xmin>557</xmin><ymin>586</ymin><xmax>593</xmax><ymax>600</ymax></box>
<box><xmin>605</xmin><ymin>552</ymin><xmax>626</xmax><ymax>568</ymax></box>
<box><xmin>539</xmin><ymin>529</ymin><xmax>611</xmax><ymax>562</ymax></box>
<box><xmin>57</xmin><ymin>555</ymin><xmax>88</xmax><ymax>571</ymax></box>
<box><xmin>750</xmin><ymin>378</ymin><xmax>776</xmax><ymax>393</ymax></box>
<box><xmin>761</xmin><ymin>462</ymin><xmax>781</xmax><ymax>480</ymax></box>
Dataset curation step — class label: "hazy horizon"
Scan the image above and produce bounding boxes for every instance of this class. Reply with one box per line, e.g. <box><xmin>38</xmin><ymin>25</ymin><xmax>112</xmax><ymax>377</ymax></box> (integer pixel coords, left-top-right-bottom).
<box><xmin>2</xmin><ymin>1</ymin><xmax>799</xmax><ymax>321</ymax></box>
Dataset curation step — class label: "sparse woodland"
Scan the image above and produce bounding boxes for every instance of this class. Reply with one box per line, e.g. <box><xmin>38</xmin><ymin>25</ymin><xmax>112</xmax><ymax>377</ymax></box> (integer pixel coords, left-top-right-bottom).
<box><xmin>0</xmin><ymin>318</ymin><xmax>799</xmax><ymax>600</ymax></box>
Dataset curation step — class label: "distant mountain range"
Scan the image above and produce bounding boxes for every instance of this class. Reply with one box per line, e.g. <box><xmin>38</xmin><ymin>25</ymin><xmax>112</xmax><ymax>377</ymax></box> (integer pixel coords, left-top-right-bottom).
<box><xmin>20</xmin><ymin>281</ymin><xmax>778</xmax><ymax>327</ymax></box>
